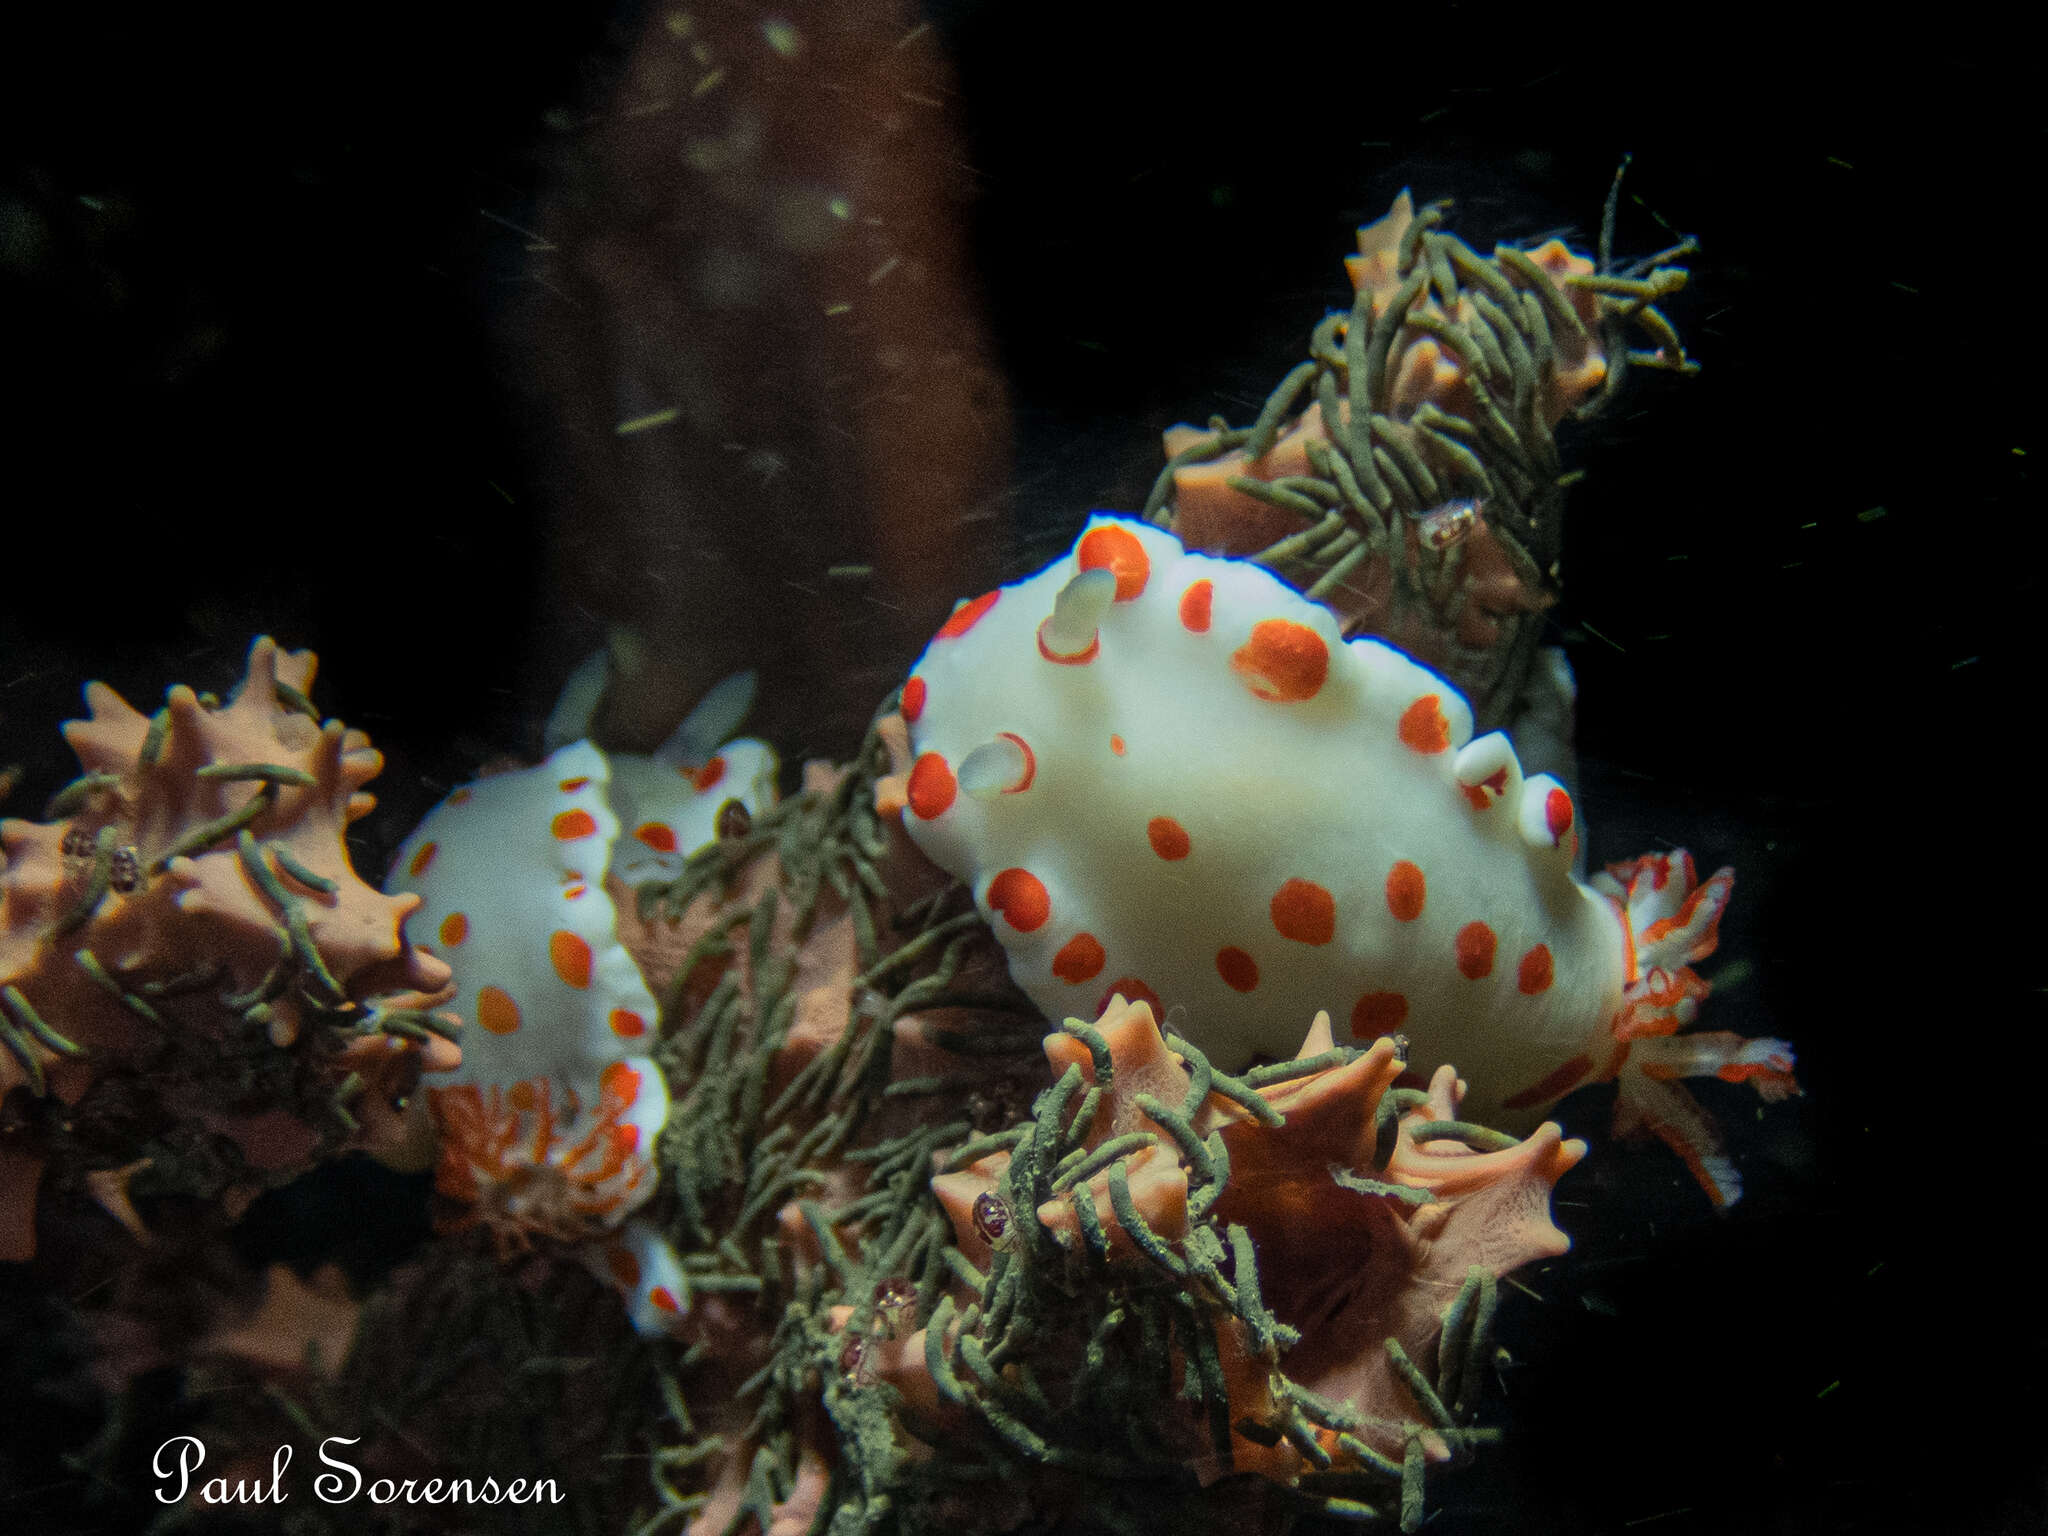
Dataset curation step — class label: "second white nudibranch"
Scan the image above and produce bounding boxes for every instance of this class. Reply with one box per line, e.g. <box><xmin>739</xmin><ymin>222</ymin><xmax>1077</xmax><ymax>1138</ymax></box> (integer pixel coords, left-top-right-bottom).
<box><xmin>388</xmin><ymin>675</ymin><xmax>778</xmax><ymax>1329</ymax></box>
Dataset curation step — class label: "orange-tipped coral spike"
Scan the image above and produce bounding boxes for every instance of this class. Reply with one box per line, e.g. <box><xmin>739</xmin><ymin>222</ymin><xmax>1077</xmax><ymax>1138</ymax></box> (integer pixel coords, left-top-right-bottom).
<box><xmin>925</xmin><ymin>995</ymin><xmax>1585</xmax><ymax>1487</ymax></box>
<box><xmin>0</xmin><ymin>638</ymin><xmax>457</xmax><ymax>1258</ymax></box>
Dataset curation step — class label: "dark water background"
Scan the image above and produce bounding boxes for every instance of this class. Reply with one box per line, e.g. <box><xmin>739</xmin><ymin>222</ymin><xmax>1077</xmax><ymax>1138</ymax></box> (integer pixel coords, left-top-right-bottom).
<box><xmin>2</xmin><ymin>3</ymin><xmax>2040</xmax><ymax>1531</ymax></box>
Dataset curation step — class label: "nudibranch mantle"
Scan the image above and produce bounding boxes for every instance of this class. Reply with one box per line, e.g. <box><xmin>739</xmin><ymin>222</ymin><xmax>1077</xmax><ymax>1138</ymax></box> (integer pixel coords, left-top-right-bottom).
<box><xmin>899</xmin><ymin>516</ymin><xmax>1794</xmax><ymax>1203</ymax></box>
<box><xmin>387</xmin><ymin>730</ymin><xmax>776</xmax><ymax>1332</ymax></box>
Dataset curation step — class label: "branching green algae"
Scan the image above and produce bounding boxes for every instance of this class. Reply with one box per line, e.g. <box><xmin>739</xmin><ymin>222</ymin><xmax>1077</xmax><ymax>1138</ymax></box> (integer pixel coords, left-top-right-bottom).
<box><xmin>1144</xmin><ymin>182</ymin><xmax>1697</xmax><ymax>731</ymax></box>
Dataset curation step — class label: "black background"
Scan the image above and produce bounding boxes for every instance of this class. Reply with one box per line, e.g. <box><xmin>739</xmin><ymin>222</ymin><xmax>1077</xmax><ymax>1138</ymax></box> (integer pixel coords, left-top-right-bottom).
<box><xmin>2</xmin><ymin>2</ymin><xmax>2040</xmax><ymax>1531</ymax></box>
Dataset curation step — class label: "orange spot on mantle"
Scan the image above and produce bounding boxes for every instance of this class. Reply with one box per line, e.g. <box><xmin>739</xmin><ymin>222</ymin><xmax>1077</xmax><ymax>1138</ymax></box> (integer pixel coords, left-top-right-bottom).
<box><xmin>908</xmin><ymin>753</ymin><xmax>956</xmax><ymax>820</ymax></box>
<box><xmin>1077</xmin><ymin>524</ymin><xmax>1151</xmax><ymax>600</ymax></box>
<box><xmin>1052</xmin><ymin>932</ymin><xmax>1105</xmax><ymax>984</ymax></box>
<box><xmin>987</xmin><ymin>868</ymin><xmax>1051</xmax><ymax>932</ymax></box>
<box><xmin>1385</xmin><ymin>861</ymin><xmax>1426</xmax><ymax>922</ymax></box>
<box><xmin>1350</xmin><ymin>991</ymin><xmax>1408</xmax><ymax>1037</ymax></box>
<box><xmin>1398</xmin><ymin>696</ymin><xmax>1451</xmax><ymax>754</ymax></box>
<box><xmin>1231</xmin><ymin>620</ymin><xmax>1329</xmax><ymax>702</ymax></box>
<box><xmin>1215</xmin><ymin>946</ymin><xmax>1259</xmax><ymax>992</ymax></box>
<box><xmin>476</xmin><ymin>986</ymin><xmax>521</xmax><ymax>1035</ymax></box>
<box><xmin>1545</xmin><ymin>787</ymin><xmax>1574</xmax><ymax>843</ymax></box>
<box><xmin>1270</xmin><ymin>878</ymin><xmax>1336</xmax><ymax>945</ymax></box>
<box><xmin>551</xmin><ymin>808</ymin><xmax>597</xmax><ymax>841</ymax></box>
<box><xmin>1455</xmin><ymin>921</ymin><xmax>1496</xmax><ymax>979</ymax></box>
<box><xmin>937</xmin><ymin>590</ymin><xmax>1000</xmax><ymax>640</ymax></box>
<box><xmin>1146</xmin><ymin>816</ymin><xmax>1191</xmax><ymax>860</ymax></box>
<box><xmin>550</xmin><ymin>930</ymin><xmax>594</xmax><ymax>989</ymax></box>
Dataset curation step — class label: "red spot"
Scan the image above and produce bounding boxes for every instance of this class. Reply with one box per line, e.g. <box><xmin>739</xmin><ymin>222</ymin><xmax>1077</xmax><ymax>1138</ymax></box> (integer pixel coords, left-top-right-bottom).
<box><xmin>1231</xmin><ymin>620</ymin><xmax>1329</xmax><ymax>702</ymax></box>
<box><xmin>635</xmin><ymin>822</ymin><xmax>678</xmax><ymax>852</ymax></box>
<box><xmin>600</xmin><ymin>1061</ymin><xmax>642</xmax><ymax>1106</ymax></box>
<box><xmin>907</xmin><ymin>753</ymin><xmax>957</xmax><ymax>819</ymax></box>
<box><xmin>1545</xmin><ymin>788</ymin><xmax>1574</xmax><ymax>844</ymax></box>
<box><xmin>1179</xmin><ymin>579</ymin><xmax>1214</xmax><ymax>633</ymax></box>
<box><xmin>1461</xmin><ymin>767</ymin><xmax>1510</xmax><ymax>811</ymax></box>
<box><xmin>477</xmin><ymin>986</ymin><xmax>521</xmax><ymax>1035</ymax></box>
<box><xmin>607</xmin><ymin>1247</ymin><xmax>642</xmax><ymax>1288</ymax></box>
<box><xmin>987</xmin><ymin>868</ymin><xmax>1051</xmax><ymax>932</ymax></box>
<box><xmin>1215</xmin><ymin>946</ymin><xmax>1259</xmax><ymax>992</ymax></box>
<box><xmin>1147</xmin><ymin>816</ymin><xmax>1191</xmax><ymax>860</ymax></box>
<box><xmin>1036</xmin><ymin>624</ymin><xmax>1100</xmax><ymax>665</ymax></box>
<box><xmin>609</xmin><ymin>1008</ymin><xmax>647</xmax><ymax>1039</ymax></box>
<box><xmin>558</xmin><ymin>775</ymin><xmax>591</xmax><ymax>792</ymax></box>
<box><xmin>1455</xmin><ymin>921</ymin><xmax>1496</xmax><ymax>979</ymax></box>
<box><xmin>1517</xmin><ymin>944</ymin><xmax>1555</xmax><ymax>995</ymax></box>
<box><xmin>1052</xmin><ymin>932</ymin><xmax>1105</xmax><ymax>984</ymax></box>
<box><xmin>649</xmin><ymin>1287</ymin><xmax>681</xmax><ymax>1314</ymax></box>
<box><xmin>1350</xmin><ymin>991</ymin><xmax>1409</xmax><ymax>1037</ymax></box>
<box><xmin>439</xmin><ymin>912</ymin><xmax>468</xmax><ymax>946</ymax></box>
<box><xmin>1385</xmin><ymin>861</ymin><xmax>1426</xmax><ymax>922</ymax></box>
<box><xmin>1110</xmin><ymin>734</ymin><xmax>1126</xmax><ymax>756</ymax></box>
<box><xmin>551</xmin><ymin>808</ymin><xmax>597</xmax><ymax>841</ymax></box>
<box><xmin>1398</xmin><ymin>696</ymin><xmax>1451</xmax><ymax>754</ymax></box>
<box><xmin>685</xmin><ymin>756</ymin><xmax>726</xmax><ymax>793</ymax></box>
<box><xmin>1099</xmin><ymin>977</ymin><xmax>1162</xmax><ymax>1019</ymax></box>
<box><xmin>998</xmin><ymin>731</ymin><xmax>1037</xmax><ymax>793</ymax></box>
<box><xmin>1503</xmin><ymin>1053</ymin><xmax>1592</xmax><ymax>1110</ymax></box>
<box><xmin>1270</xmin><ymin>879</ymin><xmax>1336</xmax><ymax>945</ymax></box>
<box><xmin>563</xmin><ymin>883</ymin><xmax>587</xmax><ymax>900</ymax></box>
<box><xmin>610</xmin><ymin>1123</ymin><xmax>640</xmax><ymax>1154</ymax></box>
<box><xmin>937</xmin><ymin>590</ymin><xmax>1000</xmax><ymax>640</ymax></box>
<box><xmin>1077</xmin><ymin>524</ymin><xmax>1151</xmax><ymax>600</ymax></box>
<box><xmin>448</xmin><ymin>787</ymin><xmax>472</xmax><ymax>805</ymax></box>
<box><xmin>550</xmin><ymin>930</ymin><xmax>594</xmax><ymax>989</ymax></box>
<box><xmin>901</xmin><ymin>676</ymin><xmax>927</xmax><ymax>722</ymax></box>
<box><xmin>407</xmin><ymin>840</ymin><xmax>438</xmax><ymax>876</ymax></box>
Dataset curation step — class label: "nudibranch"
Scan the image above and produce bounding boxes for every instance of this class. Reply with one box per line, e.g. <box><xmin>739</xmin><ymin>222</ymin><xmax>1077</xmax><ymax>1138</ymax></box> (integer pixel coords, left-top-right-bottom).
<box><xmin>0</xmin><ymin>638</ymin><xmax>457</xmax><ymax>1262</ymax></box>
<box><xmin>898</xmin><ymin>517</ymin><xmax>1795</xmax><ymax>1204</ymax></box>
<box><xmin>386</xmin><ymin>699</ymin><xmax>778</xmax><ymax>1333</ymax></box>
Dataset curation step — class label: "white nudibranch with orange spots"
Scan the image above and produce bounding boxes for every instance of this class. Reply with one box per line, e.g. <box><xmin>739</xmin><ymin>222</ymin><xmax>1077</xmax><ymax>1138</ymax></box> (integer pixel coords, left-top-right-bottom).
<box><xmin>387</xmin><ymin>687</ymin><xmax>777</xmax><ymax>1332</ymax></box>
<box><xmin>899</xmin><ymin>515</ymin><xmax>1796</xmax><ymax>1205</ymax></box>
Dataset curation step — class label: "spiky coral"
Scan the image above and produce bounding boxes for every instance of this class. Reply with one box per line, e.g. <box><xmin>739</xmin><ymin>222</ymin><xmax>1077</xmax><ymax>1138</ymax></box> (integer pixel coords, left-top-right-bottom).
<box><xmin>889</xmin><ymin>996</ymin><xmax>1582</xmax><ymax>1529</ymax></box>
<box><xmin>0</xmin><ymin>638</ymin><xmax>456</xmax><ymax>1260</ymax></box>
